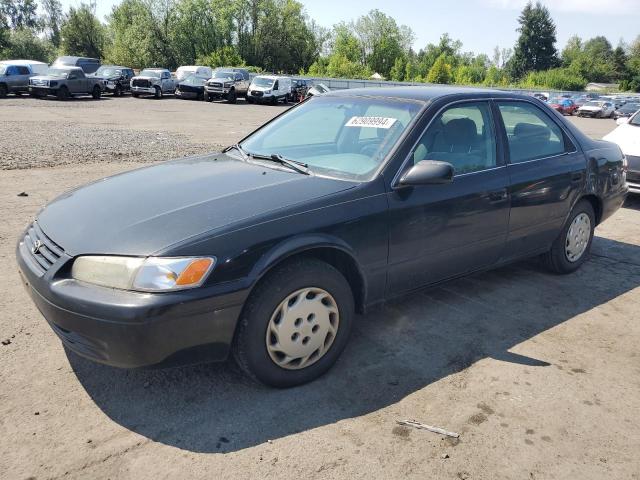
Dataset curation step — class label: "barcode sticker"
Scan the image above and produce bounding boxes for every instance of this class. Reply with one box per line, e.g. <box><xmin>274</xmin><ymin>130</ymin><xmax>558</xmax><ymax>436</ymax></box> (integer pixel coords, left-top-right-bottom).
<box><xmin>345</xmin><ymin>116</ymin><xmax>397</xmax><ymax>129</ymax></box>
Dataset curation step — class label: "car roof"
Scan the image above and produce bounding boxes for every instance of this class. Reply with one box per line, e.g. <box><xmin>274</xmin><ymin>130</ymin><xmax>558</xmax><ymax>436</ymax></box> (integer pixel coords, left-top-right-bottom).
<box><xmin>50</xmin><ymin>66</ymin><xmax>83</xmax><ymax>71</ymax></box>
<box><xmin>0</xmin><ymin>59</ymin><xmax>47</xmax><ymax>65</ymax></box>
<box><xmin>142</xmin><ymin>67</ymin><xmax>168</xmax><ymax>71</ymax></box>
<box><xmin>99</xmin><ymin>65</ymin><xmax>128</xmax><ymax>69</ymax></box>
<box><xmin>326</xmin><ymin>85</ymin><xmax>534</xmax><ymax>102</ymax></box>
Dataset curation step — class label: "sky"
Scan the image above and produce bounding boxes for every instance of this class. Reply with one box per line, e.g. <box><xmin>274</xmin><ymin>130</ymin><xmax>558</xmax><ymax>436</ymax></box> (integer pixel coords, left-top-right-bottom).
<box><xmin>61</xmin><ymin>0</ymin><xmax>640</xmax><ymax>56</ymax></box>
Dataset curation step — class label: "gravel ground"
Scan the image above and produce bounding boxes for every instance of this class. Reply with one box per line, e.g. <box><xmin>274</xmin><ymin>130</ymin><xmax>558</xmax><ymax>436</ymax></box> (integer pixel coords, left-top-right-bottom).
<box><xmin>0</xmin><ymin>95</ymin><xmax>638</xmax><ymax>480</ymax></box>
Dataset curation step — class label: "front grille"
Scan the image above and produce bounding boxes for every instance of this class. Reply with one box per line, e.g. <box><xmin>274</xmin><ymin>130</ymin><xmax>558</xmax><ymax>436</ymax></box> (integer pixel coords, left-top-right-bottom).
<box><xmin>626</xmin><ymin>155</ymin><xmax>640</xmax><ymax>174</ymax></box>
<box><xmin>132</xmin><ymin>79</ymin><xmax>150</xmax><ymax>88</ymax></box>
<box><xmin>208</xmin><ymin>82</ymin><xmax>223</xmax><ymax>88</ymax></box>
<box><xmin>30</xmin><ymin>79</ymin><xmax>48</xmax><ymax>87</ymax></box>
<box><xmin>251</xmin><ymin>90</ymin><xmax>263</xmax><ymax>97</ymax></box>
<box><xmin>23</xmin><ymin>222</ymin><xmax>64</xmax><ymax>273</ymax></box>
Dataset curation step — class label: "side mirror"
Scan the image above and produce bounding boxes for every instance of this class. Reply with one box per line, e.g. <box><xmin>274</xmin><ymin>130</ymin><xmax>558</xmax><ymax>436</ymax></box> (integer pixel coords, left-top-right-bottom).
<box><xmin>399</xmin><ymin>160</ymin><xmax>454</xmax><ymax>187</ymax></box>
<box><xmin>616</xmin><ymin>117</ymin><xmax>630</xmax><ymax>125</ymax></box>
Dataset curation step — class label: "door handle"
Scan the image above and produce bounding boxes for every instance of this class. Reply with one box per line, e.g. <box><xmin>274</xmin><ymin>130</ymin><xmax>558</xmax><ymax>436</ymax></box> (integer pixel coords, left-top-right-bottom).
<box><xmin>488</xmin><ymin>188</ymin><xmax>508</xmax><ymax>202</ymax></box>
<box><xmin>571</xmin><ymin>172</ymin><xmax>584</xmax><ymax>184</ymax></box>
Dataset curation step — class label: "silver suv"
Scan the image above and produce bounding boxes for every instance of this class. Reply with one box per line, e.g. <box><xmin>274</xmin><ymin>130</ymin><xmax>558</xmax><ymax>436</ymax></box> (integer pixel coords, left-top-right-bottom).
<box><xmin>0</xmin><ymin>63</ymin><xmax>33</xmax><ymax>97</ymax></box>
<box><xmin>204</xmin><ymin>67</ymin><xmax>250</xmax><ymax>103</ymax></box>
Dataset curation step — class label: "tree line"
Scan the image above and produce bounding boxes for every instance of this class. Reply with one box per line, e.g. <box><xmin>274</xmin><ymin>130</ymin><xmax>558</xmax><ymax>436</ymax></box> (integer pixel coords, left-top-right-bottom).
<box><xmin>1</xmin><ymin>0</ymin><xmax>639</xmax><ymax>91</ymax></box>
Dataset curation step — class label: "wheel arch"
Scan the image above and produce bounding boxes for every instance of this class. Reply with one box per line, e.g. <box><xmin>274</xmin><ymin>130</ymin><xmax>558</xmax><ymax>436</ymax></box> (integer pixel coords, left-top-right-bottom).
<box><xmin>248</xmin><ymin>236</ymin><xmax>367</xmax><ymax>314</ymax></box>
<box><xmin>579</xmin><ymin>194</ymin><xmax>603</xmax><ymax>225</ymax></box>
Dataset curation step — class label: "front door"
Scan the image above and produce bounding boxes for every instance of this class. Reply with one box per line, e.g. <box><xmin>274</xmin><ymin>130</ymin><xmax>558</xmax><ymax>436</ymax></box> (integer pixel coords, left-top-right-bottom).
<box><xmin>387</xmin><ymin>100</ymin><xmax>510</xmax><ymax>295</ymax></box>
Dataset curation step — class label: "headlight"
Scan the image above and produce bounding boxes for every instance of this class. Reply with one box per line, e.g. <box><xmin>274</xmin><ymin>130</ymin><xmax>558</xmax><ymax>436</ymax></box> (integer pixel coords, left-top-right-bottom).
<box><xmin>71</xmin><ymin>256</ymin><xmax>215</xmax><ymax>292</ymax></box>
<box><xmin>264</xmin><ymin>89</ymin><xmax>271</xmax><ymax>94</ymax></box>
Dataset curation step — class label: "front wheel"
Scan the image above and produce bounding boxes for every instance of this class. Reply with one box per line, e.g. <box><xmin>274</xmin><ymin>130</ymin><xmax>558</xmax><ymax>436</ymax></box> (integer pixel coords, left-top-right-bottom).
<box><xmin>226</xmin><ymin>89</ymin><xmax>237</xmax><ymax>104</ymax></box>
<box><xmin>56</xmin><ymin>87</ymin><xmax>69</xmax><ymax>101</ymax></box>
<box><xmin>154</xmin><ymin>86</ymin><xmax>162</xmax><ymax>99</ymax></box>
<box><xmin>542</xmin><ymin>199</ymin><xmax>595</xmax><ymax>274</ymax></box>
<box><xmin>114</xmin><ymin>85</ymin><xmax>122</xmax><ymax>97</ymax></box>
<box><xmin>91</xmin><ymin>85</ymin><xmax>101</xmax><ymax>99</ymax></box>
<box><xmin>233</xmin><ymin>258</ymin><xmax>354</xmax><ymax>387</ymax></box>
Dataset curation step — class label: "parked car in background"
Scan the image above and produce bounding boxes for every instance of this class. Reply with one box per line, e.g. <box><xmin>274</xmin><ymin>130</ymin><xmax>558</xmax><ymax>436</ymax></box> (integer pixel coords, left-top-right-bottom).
<box><xmin>176</xmin><ymin>65</ymin><xmax>212</xmax><ymax>81</ymax></box>
<box><xmin>205</xmin><ymin>68</ymin><xmax>250</xmax><ymax>103</ymax></box>
<box><xmin>306</xmin><ymin>83</ymin><xmax>330</xmax><ymax>97</ymax></box>
<box><xmin>28</xmin><ymin>67</ymin><xmax>104</xmax><ymax>100</ymax></box>
<box><xmin>604</xmin><ymin>111</ymin><xmax>640</xmax><ymax>194</ymax></box>
<box><xmin>246</xmin><ymin>75</ymin><xmax>291</xmax><ymax>104</ymax></box>
<box><xmin>90</xmin><ymin>65</ymin><xmax>134</xmax><ymax>96</ymax></box>
<box><xmin>51</xmin><ymin>56</ymin><xmax>101</xmax><ymax>74</ymax></box>
<box><xmin>572</xmin><ymin>95</ymin><xmax>590</xmax><ymax>109</ymax></box>
<box><xmin>547</xmin><ymin>97</ymin><xmax>578</xmax><ymax>115</ymax></box>
<box><xmin>130</xmin><ymin>68</ymin><xmax>176</xmax><ymax>99</ymax></box>
<box><xmin>290</xmin><ymin>79</ymin><xmax>309</xmax><ymax>102</ymax></box>
<box><xmin>612</xmin><ymin>102</ymin><xmax>640</xmax><ymax>120</ymax></box>
<box><xmin>0</xmin><ymin>59</ymin><xmax>48</xmax><ymax>75</ymax></box>
<box><xmin>533</xmin><ymin>92</ymin><xmax>548</xmax><ymax>101</ymax></box>
<box><xmin>0</xmin><ymin>63</ymin><xmax>34</xmax><ymax>97</ymax></box>
<box><xmin>175</xmin><ymin>74</ymin><xmax>206</xmax><ymax>100</ymax></box>
<box><xmin>577</xmin><ymin>100</ymin><xmax>615</xmax><ymax>118</ymax></box>
<box><xmin>15</xmin><ymin>87</ymin><xmax>628</xmax><ymax>387</ymax></box>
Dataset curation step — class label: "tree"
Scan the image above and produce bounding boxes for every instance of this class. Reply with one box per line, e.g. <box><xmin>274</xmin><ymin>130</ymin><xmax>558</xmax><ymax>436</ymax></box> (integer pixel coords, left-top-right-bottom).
<box><xmin>41</xmin><ymin>0</ymin><xmax>63</xmax><ymax>48</ymax></box>
<box><xmin>60</xmin><ymin>3</ymin><xmax>107</xmax><ymax>58</ymax></box>
<box><xmin>508</xmin><ymin>1</ymin><xmax>558</xmax><ymax>79</ymax></box>
<box><xmin>426</xmin><ymin>53</ymin><xmax>452</xmax><ymax>84</ymax></box>
<box><xmin>0</xmin><ymin>0</ymin><xmax>38</xmax><ymax>30</ymax></box>
<box><xmin>2</xmin><ymin>27</ymin><xmax>55</xmax><ymax>61</ymax></box>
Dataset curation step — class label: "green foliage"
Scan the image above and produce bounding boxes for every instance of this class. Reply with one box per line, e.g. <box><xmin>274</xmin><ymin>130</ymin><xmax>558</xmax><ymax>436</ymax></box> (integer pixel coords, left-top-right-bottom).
<box><xmin>0</xmin><ymin>0</ymin><xmax>38</xmax><ymax>30</ymax></box>
<box><xmin>508</xmin><ymin>1</ymin><xmax>558</xmax><ymax>79</ymax></box>
<box><xmin>196</xmin><ymin>45</ymin><xmax>243</xmax><ymax>68</ymax></box>
<box><xmin>426</xmin><ymin>54</ymin><xmax>452</xmax><ymax>84</ymax></box>
<box><xmin>521</xmin><ymin>68</ymin><xmax>587</xmax><ymax>91</ymax></box>
<box><xmin>41</xmin><ymin>0</ymin><xmax>63</xmax><ymax>48</ymax></box>
<box><xmin>2</xmin><ymin>27</ymin><xmax>54</xmax><ymax>61</ymax></box>
<box><xmin>60</xmin><ymin>3</ymin><xmax>107</xmax><ymax>59</ymax></box>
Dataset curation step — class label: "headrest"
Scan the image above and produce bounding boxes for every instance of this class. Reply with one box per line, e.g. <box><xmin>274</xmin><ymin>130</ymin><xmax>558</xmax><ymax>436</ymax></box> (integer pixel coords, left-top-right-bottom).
<box><xmin>513</xmin><ymin>123</ymin><xmax>550</xmax><ymax>141</ymax></box>
<box><xmin>444</xmin><ymin>118</ymin><xmax>477</xmax><ymax>145</ymax></box>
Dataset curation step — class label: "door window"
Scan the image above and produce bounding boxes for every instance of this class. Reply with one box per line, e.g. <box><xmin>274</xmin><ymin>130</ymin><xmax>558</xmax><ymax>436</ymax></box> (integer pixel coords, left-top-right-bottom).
<box><xmin>412</xmin><ymin>101</ymin><xmax>497</xmax><ymax>175</ymax></box>
<box><xmin>497</xmin><ymin>101</ymin><xmax>568</xmax><ymax>163</ymax></box>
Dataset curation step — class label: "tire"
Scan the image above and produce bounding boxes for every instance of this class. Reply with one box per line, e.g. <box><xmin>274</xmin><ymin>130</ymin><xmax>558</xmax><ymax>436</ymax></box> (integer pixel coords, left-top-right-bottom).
<box><xmin>0</xmin><ymin>84</ymin><xmax>7</xmax><ymax>98</ymax></box>
<box><xmin>227</xmin><ymin>89</ymin><xmax>237</xmax><ymax>104</ymax></box>
<box><xmin>91</xmin><ymin>85</ymin><xmax>101</xmax><ymax>99</ymax></box>
<box><xmin>205</xmin><ymin>92</ymin><xmax>213</xmax><ymax>102</ymax></box>
<box><xmin>114</xmin><ymin>85</ymin><xmax>122</xmax><ymax>97</ymax></box>
<box><xmin>542</xmin><ymin>199</ymin><xmax>595</xmax><ymax>274</ymax></box>
<box><xmin>154</xmin><ymin>86</ymin><xmax>162</xmax><ymax>99</ymax></box>
<box><xmin>233</xmin><ymin>258</ymin><xmax>355</xmax><ymax>388</ymax></box>
<box><xmin>270</xmin><ymin>95</ymin><xmax>277</xmax><ymax>106</ymax></box>
<box><xmin>56</xmin><ymin>87</ymin><xmax>69</xmax><ymax>101</ymax></box>
<box><xmin>132</xmin><ymin>92</ymin><xmax>139</xmax><ymax>98</ymax></box>
<box><xmin>246</xmin><ymin>96</ymin><xmax>254</xmax><ymax>104</ymax></box>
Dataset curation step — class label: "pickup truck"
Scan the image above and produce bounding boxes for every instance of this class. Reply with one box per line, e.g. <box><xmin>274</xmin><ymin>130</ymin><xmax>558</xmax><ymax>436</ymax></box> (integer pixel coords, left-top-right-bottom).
<box><xmin>28</xmin><ymin>66</ymin><xmax>104</xmax><ymax>100</ymax></box>
<box><xmin>204</xmin><ymin>67</ymin><xmax>250</xmax><ymax>103</ymax></box>
<box><xmin>131</xmin><ymin>68</ymin><xmax>176</xmax><ymax>99</ymax></box>
<box><xmin>0</xmin><ymin>63</ymin><xmax>34</xmax><ymax>97</ymax></box>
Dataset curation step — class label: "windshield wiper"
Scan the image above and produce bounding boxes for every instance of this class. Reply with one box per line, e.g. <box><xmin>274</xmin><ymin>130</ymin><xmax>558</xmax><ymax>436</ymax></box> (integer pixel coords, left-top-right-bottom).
<box><xmin>223</xmin><ymin>145</ymin><xmax>311</xmax><ymax>175</ymax></box>
<box><xmin>223</xmin><ymin>143</ymin><xmax>249</xmax><ymax>161</ymax></box>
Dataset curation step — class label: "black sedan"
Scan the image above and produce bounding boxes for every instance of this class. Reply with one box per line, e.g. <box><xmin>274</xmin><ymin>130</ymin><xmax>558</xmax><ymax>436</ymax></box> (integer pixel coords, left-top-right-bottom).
<box><xmin>16</xmin><ymin>87</ymin><xmax>628</xmax><ymax>387</ymax></box>
<box><xmin>175</xmin><ymin>74</ymin><xmax>206</xmax><ymax>100</ymax></box>
<box><xmin>613</xmin><ymin>102</ymin><xmax>640</xmax><ymax>120</ymax></box>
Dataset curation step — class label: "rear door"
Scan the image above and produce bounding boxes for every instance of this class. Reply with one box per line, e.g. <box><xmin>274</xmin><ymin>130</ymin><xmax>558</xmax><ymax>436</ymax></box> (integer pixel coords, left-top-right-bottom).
<box><xmin>495</xmin><ymin>100</ymin><xmax>586</xmax><ymax>260</ymax></box>
<box><xmin>386</xmin><ymin>100</ymin><xmax>510</xmax><ymax>295</ymax></box>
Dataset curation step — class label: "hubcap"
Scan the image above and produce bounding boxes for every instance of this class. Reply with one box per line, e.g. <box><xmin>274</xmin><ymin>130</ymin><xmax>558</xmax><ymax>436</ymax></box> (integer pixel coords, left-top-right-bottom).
<box><xmin>565</xmin><ymin>212</ymin><xmax>591</xmax><ymax>262</ymax></box>
<box><xmin>265</xmin><ymin>287</ymin><xmax>339</xmax><ymax>370</ymax></box>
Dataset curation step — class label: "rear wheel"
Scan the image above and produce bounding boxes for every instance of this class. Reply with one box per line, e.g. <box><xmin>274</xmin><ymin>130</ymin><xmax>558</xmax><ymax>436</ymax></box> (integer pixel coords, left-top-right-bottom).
<box><xmin>542</xmin><ymin>199</ymin><xmax>595</xmax><ymax>274</ymax></box>
<box><xmin>91</xmin><ymin>85</ymin><xmax>101</xmax><ymax>99</ymax></box>
<box><xmin>132</xmin><ymin>92</ymin><xmax>139</xmax><ymax>98</ymax></box>
<box><xmin>114</xmin><ymin>85</ymin><xmax>122</xmax><ymax>97</ymax></box>
<box><xmin>0</xmin><ymin>84</ymin><xmax>7</xmax><ymax>98</ymax></box>
<box><xmin>233</xmin><ymin>258</ymin><xmax>354</xmax><ymax>387</ymax></box>
<box><xmin>56</xmin><ymin>86</ymin><xmax>69</xmax><ymax>101</ymax></box>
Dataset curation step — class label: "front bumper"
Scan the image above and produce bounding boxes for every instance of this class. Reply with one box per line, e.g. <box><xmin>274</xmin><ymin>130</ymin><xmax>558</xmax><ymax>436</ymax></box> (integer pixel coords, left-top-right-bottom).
<box><xmin>205</xmin><ymin>86</ymin><xmax>230</xmax><ymax>95</ymax></box>
<box><xmin>131</xmin><ymin>86</ymin><xmax>156</xmax><ymax>95</ymax></box>
<box><xmin>17</xmin><ymin>235</ymin><xmax>248</xmax><ymax>368</ymax></box>
<box><xmin>578</xmin><ymin>110</ymin><xmax>603</xmax><ymax>117</ymax></box>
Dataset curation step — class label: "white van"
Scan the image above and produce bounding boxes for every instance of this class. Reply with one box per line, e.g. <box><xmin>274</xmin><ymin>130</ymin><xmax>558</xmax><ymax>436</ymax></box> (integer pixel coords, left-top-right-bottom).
<box><xmin>175</xmin><ymin>65</ymin><xmax>213</xmax><ymax>81</ymax></box>
<box><xmin>247</xmin><ymin>75</ymin><xmax>292</xmax><ymax>104</ymax></box>
<box><xmin>0</xmin><ymin>59</ymin><xmax>48</xmax><ymax>75</ymax></box>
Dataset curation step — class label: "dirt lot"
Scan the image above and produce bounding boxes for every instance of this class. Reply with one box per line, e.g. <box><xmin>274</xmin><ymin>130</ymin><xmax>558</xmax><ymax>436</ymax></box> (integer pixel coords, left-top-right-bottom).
<box><xmin>1</xmin><ymin>96</ymin><xmax>639</xmax><ymax>480</ymax></box>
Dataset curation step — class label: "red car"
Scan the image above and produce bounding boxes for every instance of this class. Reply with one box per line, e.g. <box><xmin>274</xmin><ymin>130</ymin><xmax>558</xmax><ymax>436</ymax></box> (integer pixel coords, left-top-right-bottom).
<box><xmin>548</xmin><ymin>98</ymin><xmax>578</xmax><ymax>115</ymax></box>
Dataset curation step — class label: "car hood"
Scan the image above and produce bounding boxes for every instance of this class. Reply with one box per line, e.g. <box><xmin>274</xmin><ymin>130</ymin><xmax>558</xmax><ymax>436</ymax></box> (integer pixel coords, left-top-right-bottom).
<box><xmin>579</xmin><ymin>105</ymin><xmax>603</xmax><ymax>111</ymax></box>
<box><xmin>36</xmin><ymin>154</ymin><xmax>355</xmax><ymax>256</ymax></box>
<box><xmin>603</xmin><ymin>124</ymin><xmax>640</xmax><ymax>156</ymax></box>
<box><xmin>132</xmin><ymin>76</ymin><xmax>159</xmax><ymax>81</ymax></box>
<box><xmin>30</xmin><ymin>75</ymin><xmax>64</xmax><ymax>81</ymax></box>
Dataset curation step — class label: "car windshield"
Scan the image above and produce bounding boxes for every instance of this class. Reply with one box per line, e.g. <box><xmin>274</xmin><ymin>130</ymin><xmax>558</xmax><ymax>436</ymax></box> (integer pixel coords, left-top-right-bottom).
<box><xmin>46</xmin><ymin>68</ymin><xmax>69</xmax><ymax>78</ymax></box>
<box><xmin>252</xmin><ymin>77</ymin><xmax>274</xmax><ymax>88</ymax></box>
<box><xmin>95</xmin><ymin>67</ymin><xmax>121</xmax><ymax>77</ymax></box>
<box><xmin>240</xmin><ymin>95</ymin><xmax>423</xmax><ymax>181</ymax></box>
<box><xmin>584</xmin><ymin>101</ymin><xmax>602</xmax><ymax>107</ymax></box>
<box><xmin>630</xmin><ymin>111</ymin><xmax>640</xmax><ymax>126</ymax></box>
<box><xmin>181</xmin><ymin>75</ymin><xmax>205</xmax><ymax>86</ymax></box>
<box><xmin>213</xmin><ymin>70</ymin><xmax>234</xmax><ymax>79</ymax></box>
<box><xmin>140</xmin><ymin>69</ymin><xmax>162</xmax><ymax>78</ymax></box>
